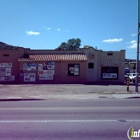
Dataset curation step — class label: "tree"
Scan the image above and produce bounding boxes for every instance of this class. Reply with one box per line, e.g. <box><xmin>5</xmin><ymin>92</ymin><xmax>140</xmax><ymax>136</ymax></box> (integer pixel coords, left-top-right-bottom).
<box><xmin>56</xmin><ymin>38</ymin><xmax>81</xmax><ymax>50</ymax></box>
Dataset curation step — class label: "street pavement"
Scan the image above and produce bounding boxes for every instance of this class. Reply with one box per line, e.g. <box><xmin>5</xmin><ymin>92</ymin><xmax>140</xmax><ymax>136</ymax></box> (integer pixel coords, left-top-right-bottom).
<box><xmin>0</xmin><ymin>99</ymin><xmax>139</xmax><ymax>140</ymax></box>
<box><xmin>0</xmin><ymin>84</ymin><xmax>140</xmax><ymax>100</ymax></box>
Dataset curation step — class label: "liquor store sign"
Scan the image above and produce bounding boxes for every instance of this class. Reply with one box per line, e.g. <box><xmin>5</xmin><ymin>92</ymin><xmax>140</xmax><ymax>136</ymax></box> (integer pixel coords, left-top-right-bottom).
<box><xmin>98</xmin><ymin>60</ymin><xmax>124</xmax><ymax>66</ymax></box>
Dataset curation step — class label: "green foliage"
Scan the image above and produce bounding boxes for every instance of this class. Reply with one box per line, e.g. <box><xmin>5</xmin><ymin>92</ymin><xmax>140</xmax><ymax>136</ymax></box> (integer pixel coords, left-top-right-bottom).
<box><xmin>56</xmin><ymin>38</ymin><xmax>81</xmax><ymax>50</ymax></box>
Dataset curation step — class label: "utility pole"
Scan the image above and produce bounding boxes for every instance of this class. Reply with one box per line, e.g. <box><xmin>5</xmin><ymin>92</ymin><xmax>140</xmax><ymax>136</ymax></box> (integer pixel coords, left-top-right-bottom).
<box><xmin>136</xmin><ymin>0</ymin><xmax>140</xmax><ymax>92</ymax></box>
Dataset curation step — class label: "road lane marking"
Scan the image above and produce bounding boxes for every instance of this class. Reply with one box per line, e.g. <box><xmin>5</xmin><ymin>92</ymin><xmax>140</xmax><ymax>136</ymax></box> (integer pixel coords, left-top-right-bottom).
<box><xmin>0</xmin><ymin>120</ymin><xmax>140</xmax><ymax>123</ymax></box>
<box><xmin>0</xmin><ymin>106</ymin><xmax>139</xmax><ymax>110</ymax></box>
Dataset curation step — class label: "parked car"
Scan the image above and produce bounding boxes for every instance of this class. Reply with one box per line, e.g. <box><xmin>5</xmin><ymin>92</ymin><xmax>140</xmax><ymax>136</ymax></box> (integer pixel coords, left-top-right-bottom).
<box><xmin>128</xmin><ymin>73</ymin><xmax>136</xmax><ymax>83</ymax></box>
<box><xmin>133</xmin><ymin>75</ymin><xmax>140</xmax><ymax>84</ymax></box>
<box><xmin>126</xmin><ymin>73</ymin><xmax>140</xmax><ymax>84</ymax></box>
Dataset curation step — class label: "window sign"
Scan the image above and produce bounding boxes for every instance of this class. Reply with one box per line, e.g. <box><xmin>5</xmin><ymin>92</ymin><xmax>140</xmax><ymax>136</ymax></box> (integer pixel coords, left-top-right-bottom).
<box><xmin>101</xmin><ymin>67</ymin><xmax>118</xmax><ymax>80</ymax></box>
<box><xmin>68</xmin><ymin>64</ymin><xmax>80</xmax><ymax>76</ymax></box>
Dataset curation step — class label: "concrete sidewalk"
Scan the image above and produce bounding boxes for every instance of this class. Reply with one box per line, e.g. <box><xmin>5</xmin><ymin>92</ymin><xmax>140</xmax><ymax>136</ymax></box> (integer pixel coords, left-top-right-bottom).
<box><xmin>0</xmin><ymin>84</ymin><xmax>140</xmax><ymax>100</ymax></box>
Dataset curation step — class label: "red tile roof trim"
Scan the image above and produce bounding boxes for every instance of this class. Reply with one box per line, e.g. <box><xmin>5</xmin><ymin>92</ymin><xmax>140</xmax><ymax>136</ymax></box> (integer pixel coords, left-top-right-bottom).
<box><xmin>18</xmin><ymin>54</ymin><xmax>87</xmax><ymax>61</ymax></box>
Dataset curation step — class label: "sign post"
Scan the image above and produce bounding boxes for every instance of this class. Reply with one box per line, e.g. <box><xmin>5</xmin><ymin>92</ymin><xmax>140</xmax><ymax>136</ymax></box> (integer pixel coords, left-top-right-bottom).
<box><xmin>136</xmin><ymin>0</ymin><xmax>140</xmax><ymax>92</ymax></box>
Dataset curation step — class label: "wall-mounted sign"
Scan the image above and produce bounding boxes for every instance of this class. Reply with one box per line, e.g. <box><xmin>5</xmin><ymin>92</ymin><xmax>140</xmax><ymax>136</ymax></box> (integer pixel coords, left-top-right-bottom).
<box><xmin>0</xmin><ymin>68</ymin><xmax>11</xmax><ymax>76</ymax></box>
<box><xmin>40</xmin><ymin>62</ymin><xmax>55</xmax><ymax>70</ymax></box>
<box><xmin>89</xmin><ymin>53</ymin><xmax>94</xmax><ymax>59</ymax></box>
<box><xmin>38</xmin><ymin>64</ymin><xmax>43</xmax><ymax>70</ymax></box>
<box><xmin>39</xmin><ymin>75</ymin><xmax>53</xmax><ymax>80</ymax></box>
<box><xmin>98</xmin><ymin>60</ymin><xmax>123</xmax><ymax>66</ymax></box>
<box><xmin>0</xmin><ymin>76</ymin><xmax>15</xmax><ymax>81</ymax></box>
<box><xmin>38</xmin><ymin>62</ymin><xmax>55</xmax><ymax>80</ymax></box>
<box><xmin>38</xmin><ymin>70</ymin><xmax>54</xmax><ymax>75</ymax></box>
<box><xmin>5</xmin><ymin>68</ymin><xmax>11</xmax><ymax>76</ymax></box>
<box><xmin>23</xmin><ymin>63</ymin><xmax>36</xmax><ymax>71</ymax></box>
<box><xmin>0</xmin><ymin>65</ymin><xmax>14</xmax><ymax>81</ymax></box>
<box><xmin>24</xmin><ymin>73</ymin><xmax>36</xmax><ymax>82</ymax></box>
<box><xmin>0</xmin><ymin>63</ymin><xmax>12</xmax><ymax>67</ymax></box>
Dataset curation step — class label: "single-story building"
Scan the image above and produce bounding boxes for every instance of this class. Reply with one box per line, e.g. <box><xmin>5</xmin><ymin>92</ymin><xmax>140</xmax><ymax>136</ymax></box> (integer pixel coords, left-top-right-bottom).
<box><xmin>0</xmin><ymin>42</ymin><xmax>125</xmax><ymax>84</ymax></box>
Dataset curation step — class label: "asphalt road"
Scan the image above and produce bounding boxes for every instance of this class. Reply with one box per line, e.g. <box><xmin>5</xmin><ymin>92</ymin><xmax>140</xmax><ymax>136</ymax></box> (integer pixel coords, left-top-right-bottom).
<box><xmin>0</xmin><ymin>99</ymin><xmax>140</xmax><ymax>140</ymax></box>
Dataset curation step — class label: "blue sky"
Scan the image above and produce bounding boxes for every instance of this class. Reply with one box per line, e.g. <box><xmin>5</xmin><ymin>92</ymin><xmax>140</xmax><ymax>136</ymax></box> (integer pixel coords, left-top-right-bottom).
<box><xmin>0</xmin><ymin>0</ymin><xmax>138</xmax><ymax>59</ymax></box>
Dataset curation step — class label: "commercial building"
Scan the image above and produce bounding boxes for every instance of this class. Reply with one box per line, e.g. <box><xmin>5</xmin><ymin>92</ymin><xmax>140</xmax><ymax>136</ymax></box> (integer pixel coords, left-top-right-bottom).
<box><xmin>0</xmin><ymin>42</ymin><xmax>125</xmax><ymax>84</ymax></box>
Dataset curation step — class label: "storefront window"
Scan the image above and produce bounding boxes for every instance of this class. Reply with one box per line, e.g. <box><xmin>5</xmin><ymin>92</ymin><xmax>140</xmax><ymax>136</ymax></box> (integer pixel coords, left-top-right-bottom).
<box><xmin>68</xmin><ymin>64</ymin><xmax>80</xmax><ymax>76</ymax></box>
<box><xmin>101</xmin><ymin>67</ymin><xmax>118</xmax><ymax>80</ymax></box>
<box><xmin>88</xmin><ymin>63</ymin><xmax>94</xmax><ymax>69</ymax></box>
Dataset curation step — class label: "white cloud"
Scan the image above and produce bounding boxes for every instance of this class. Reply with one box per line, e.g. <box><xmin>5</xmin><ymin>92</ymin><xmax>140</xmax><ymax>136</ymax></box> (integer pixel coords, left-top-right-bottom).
<box><xmin>57</xmin><ymin>28</ymin><xmax>60</xmax><ymax>31</ymax></box>
<box><xmin>131</xmin><ymin>33</ymin><xmax>136</xmax><ymax>36</ymax></box>
<box><xmin>26</xmin><ymin>31</ymin><xmax>40</xmax><ymax>35</ymax></box>
<box><xmin>127</xmin><ymin>40</ymin><xmax>137</xmax><ymax>49</ymax></box>
<box><xmin>130</xmin><ymin>40</ymin><xmax>137</xmax><ymax>44</ymax></box>
<box><xmin>47</xmin><ymin>27</ymin><xmax>51</xmax><ymax>30</ymax></box>
<box><xmin>102</xmin><ymin>38</ymin><xmax>123</xmax><ymax>43</ymax></box>
<box><xmin>127</xmin><ymin>43</ymin><xmax>137</xmax><ymax>49</ymax></box>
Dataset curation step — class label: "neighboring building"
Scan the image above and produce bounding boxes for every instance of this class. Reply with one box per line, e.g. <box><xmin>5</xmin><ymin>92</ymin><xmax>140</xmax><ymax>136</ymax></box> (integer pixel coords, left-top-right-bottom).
<box><xmin>125</xmin><ymin>59</ymin><xmax>140</xmax><ymax>73</ymax></box>
<box><xmin>0</xmin><ymin>42</ymin><xmax>125</xmax><ymax>84</ymax></box>
<box><xmin>80</xmin><ymin>46</ymin><xmax>125</xmax><ymax>84</ymax></box>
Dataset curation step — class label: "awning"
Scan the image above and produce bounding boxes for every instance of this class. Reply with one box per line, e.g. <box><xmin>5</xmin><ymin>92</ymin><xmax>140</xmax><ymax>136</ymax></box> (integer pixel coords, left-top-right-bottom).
<box><xmin>18</xmin><ymin>54</ymin><xmax>87</xmax><ymax>62</ymax></box>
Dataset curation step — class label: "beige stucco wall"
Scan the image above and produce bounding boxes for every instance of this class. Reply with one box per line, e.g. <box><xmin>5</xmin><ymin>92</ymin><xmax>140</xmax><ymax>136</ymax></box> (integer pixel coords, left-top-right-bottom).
<box><xmin>97</xmin><ymin>50</ymin><xmax>125</xmax><ymax>83</ymax></box>
<box><xmin>80</xmin><ymin>47</ymin><xmax>125</xmax><ymax>83</ymax></box>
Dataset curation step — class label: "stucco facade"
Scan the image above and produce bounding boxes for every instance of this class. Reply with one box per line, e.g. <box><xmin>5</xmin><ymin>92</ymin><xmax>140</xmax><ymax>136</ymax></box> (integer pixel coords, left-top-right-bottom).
<box><xmin>0</xmin><ymin>43</ymin><xmax>125</xmax><ymax>84</ymax></box>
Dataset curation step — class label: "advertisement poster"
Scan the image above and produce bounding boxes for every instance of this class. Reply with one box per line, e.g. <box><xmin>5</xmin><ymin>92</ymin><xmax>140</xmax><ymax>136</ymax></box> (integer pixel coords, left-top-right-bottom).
<box><xmin>41</xmin><ymin>62</ymin><xmax>55</xmax><ymax>70</ymax></box>
<box><xmin>23</xmin><ymin>63</ymin><xmax>36</xmax><ymax>71</ymax></box>
<box><xmin>38</xmin><ymin>62</ymin><xmax>55</xmax><ymax>80</ymax></box>
<box><xmin>0</xmin><ymin>76</ymin><xmax>15</xmax><ymax>81</ymax></box>
<box><xmin>5</xmin><ymin>68</ymin><xmax>11</xmax><ymax>76</ymax></box>
<box><xmin>0</xmin><ymin>68</ymin><xmax>6</xmax><ymax>76</ymax></box>
<box><xmin>38</xmin><ymin>70</ymin><xmax>54</xmax><ymax>75</ymax></box>
<box><xmin>74</xmin><ymin>65</ymin><xmax>79</xmax><ymax>75</ymax></box>
<box><xmin>24</xmin><ymin>73</ymin><xmax>36</xmax><ymax>82</ymax></box>
<box><xmin>0</xmin><ymin>63</ymin><xmax>14</xmax><ymax>81</ymax></box>
<box><xmin>0</xmin><ymin>77</ymin><xmax>5</xmax><ymax>81</ymax></box>
<box><xmin>38</xmin><ymin>64</ymin><xmax>43</xmax><ymax>70</ymax></box>
<box><xmin>0</xmin><ymin>68</ymin><xmax>12</xmax><ymax>76</ymax></box>
<box><xmin>47</xmin><ymin>62</ymin><xmax>55</xmax><ymax>70</ymax></box>
<box><xmin>0</xmin><ymin>63</ymin><xmax>12</xmax><ymax>67</ymax></box>
<box><xmin>39</xmin><ymin>75</ymin><xmax>53</xmax><ymax>80</ymax></box>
